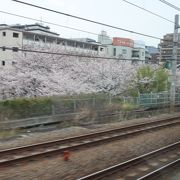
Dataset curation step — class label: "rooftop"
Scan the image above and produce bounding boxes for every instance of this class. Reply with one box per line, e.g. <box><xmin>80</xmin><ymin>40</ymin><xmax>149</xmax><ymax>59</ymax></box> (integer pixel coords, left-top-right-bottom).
<box><xmin>0</xmin><ymin>23</ymin><xmax>59</xmax><ymax>36</ymax></box>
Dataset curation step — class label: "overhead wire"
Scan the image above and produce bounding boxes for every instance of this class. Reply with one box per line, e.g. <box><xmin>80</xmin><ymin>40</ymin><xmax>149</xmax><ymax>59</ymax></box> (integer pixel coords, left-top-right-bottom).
<box><xmin>121</xmin><ymin>0</ymin><xmax>174</xmax><ymax>24</ymax></box>
<box><xmin>158</xmin><ymin>0</ymin><xmax>180</xmax><ymax>12</ymax></box>
<box><xmin>0</xmin><ymin>10</ymin><xmax>146</xmax><ymax>47</ymax></box>
<box><xmin>0</xmin><ymin>10</ymin><xmax>99</xmax><ymax>37</ymax></box>
<box><xmin>1</xmin><ymin>0</ymin><xmax>176</xmax><ymax>61</ymax></box>
<box><xmin>11</xmin><ymin>0</ymin><xmax>163</xmax><ymax>40</ymax></box>
<box><xmin>0</xmin><ymin>46</ymin><xmax>148</xmax><ymax>62</ymax></box>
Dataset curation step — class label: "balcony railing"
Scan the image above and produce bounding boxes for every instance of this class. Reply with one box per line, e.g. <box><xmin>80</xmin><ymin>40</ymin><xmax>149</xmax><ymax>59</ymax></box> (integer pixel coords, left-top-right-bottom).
<box><xmin>132</xmin><ymin>55</ymin><xmax>139</xmax><ymax>58</ymax></box>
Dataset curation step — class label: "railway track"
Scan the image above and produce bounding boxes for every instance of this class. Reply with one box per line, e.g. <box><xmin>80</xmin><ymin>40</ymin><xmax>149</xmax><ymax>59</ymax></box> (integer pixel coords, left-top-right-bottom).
<box><xmin>78</xmin><ymin>141</ymin><xmax>180</xmax><ymax>180</ymax></box>
<box><xmin>137</xmin><ymin>158</ymin><xmax>180</xmax><ymax>180</ymax></box>
<box><xmin>0</xmin><ymin>115</ymin><xmax>180</xmax><ymax>168</ymax></box>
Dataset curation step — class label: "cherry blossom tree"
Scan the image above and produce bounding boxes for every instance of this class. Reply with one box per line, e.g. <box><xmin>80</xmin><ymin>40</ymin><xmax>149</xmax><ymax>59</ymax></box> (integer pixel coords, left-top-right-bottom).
<box><xmin>0</xmin><ymin>43</ymin><xmax>142</xmax><ymax>99</ymax></box>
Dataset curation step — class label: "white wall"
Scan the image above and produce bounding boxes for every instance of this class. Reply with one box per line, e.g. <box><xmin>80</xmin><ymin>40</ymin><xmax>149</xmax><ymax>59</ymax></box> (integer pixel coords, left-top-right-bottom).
<box><xmin>107</xmin><ymin>45</ymin><xmax>132</xmax><ymax>59</ymax></box>
<box><xmin>0</xmin><ymin>29</ymin><xmax>22</xmax><ymax>68</ymax></box>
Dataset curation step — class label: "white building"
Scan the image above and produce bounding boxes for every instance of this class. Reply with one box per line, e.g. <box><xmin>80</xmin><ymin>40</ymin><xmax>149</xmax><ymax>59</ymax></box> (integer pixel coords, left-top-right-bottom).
<box><xmin>0</xmin><ymin>25</ymin><xmax>23</xmax><ymax>68</ymax></box>
<box><xmin>132</xmin><ymin>48</ymin><xmax>145</xmax><ymax>61</ymax></box>
<box><xmin>98</xmin><ymin>31</ymin><xmax>146</xmax><ymax>62</ymax></box>
<box><xmin>0</xmin><ymin>23</ymin><xmax>107</xmax><ymax>68</ymax></box>
<box><xmin>107</xmin><ymin>45</ymin><xmax>132</xmax><ymax>59</ymax></box>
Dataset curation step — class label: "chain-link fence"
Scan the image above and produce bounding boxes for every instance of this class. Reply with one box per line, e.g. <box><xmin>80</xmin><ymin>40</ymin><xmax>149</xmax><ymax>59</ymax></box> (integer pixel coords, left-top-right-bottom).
<box><xmin>120</xmin><ymin>92</ymin><xmax>180</xmax><ymax>108</ymax></box>
<box><xmin>0</xmin><ymin>92</ymin><xmax>180</xmax><ymax>124</ymax></box>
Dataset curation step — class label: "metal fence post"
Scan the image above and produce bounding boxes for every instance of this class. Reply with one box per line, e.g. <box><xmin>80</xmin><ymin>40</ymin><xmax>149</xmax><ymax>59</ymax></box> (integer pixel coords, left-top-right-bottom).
<box><xmin>52</xmin><ymin>104</ymin><xmax>55</xmax><ymax>115</ymax></box>
<box><xmin>92</xmin><ymin>97</ymin><xmax>96</xmax><ymax>108</ymax></box>
<box><xmin>73</xmin><ymin>99</ymin><xmax>76</xmax><ymax>112</ymax></box>
<box><xmin>109</xmin><ymin>93</ymin><xmax>112</xmax><ymax>104</ymax></box>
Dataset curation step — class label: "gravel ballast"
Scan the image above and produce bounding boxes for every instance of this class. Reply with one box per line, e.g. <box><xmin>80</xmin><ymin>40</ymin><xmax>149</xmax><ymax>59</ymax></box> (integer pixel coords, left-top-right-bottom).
<box><xmin>0</xmin><ymin>113</ymin><xmax>180</xmax><ymax>180</ymax></box>
<box><xmin>0</xmin><ymin>112</ymin><xmax>179</xmax><ymax>150</ymax></box>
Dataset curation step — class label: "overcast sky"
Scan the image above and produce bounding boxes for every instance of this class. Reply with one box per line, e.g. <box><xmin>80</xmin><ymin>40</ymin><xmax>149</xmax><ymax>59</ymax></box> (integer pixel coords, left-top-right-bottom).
<box><xmin>1</xmin><ymin>0</ymin><xmax>180</xmax><ymax>47</ymax></box>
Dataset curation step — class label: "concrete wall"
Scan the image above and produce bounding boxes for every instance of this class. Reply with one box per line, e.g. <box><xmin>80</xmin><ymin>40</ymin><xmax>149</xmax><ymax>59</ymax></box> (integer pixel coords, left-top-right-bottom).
<box><xmin>138</xmin><ymin>48</ymin><xmax>145</xmax><ymax>60</ymax></box>
<box><xmin>107</xmin><ymin>45</ymin><xmax>132</xmax><ymax>59</ymax></box>
<box><xmin>132</xmin><ymin>48</ymin><xmax>145</xmax><ymax>61</ymax></box>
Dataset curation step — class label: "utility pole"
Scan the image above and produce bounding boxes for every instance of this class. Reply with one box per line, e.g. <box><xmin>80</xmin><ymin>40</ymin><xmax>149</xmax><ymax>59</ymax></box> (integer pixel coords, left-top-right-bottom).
<box><xmin>170</xmin><ymin>14</ymin><xmax>179</xmax><ymax>112</ymax></box>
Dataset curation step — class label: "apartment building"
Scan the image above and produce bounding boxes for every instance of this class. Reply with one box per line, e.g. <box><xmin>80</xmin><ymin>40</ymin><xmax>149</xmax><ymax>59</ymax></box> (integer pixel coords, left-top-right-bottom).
<box><xmin>0</xmin><ymin>23</ymin><xmax>107</xmax><ymax>68</ymax></box>
<box><xmin>159</xmin><ymin>33</ymin><xmax>180</xmax><ymax>64</ymax></box>
<box><xmin>0</xmin><ymin>24</ymin><xmax>23</xmax><ymax>67</ymax></box>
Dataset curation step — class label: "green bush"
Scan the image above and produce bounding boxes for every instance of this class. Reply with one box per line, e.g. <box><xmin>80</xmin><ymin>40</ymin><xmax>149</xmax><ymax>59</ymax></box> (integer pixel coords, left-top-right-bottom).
<box><xmin>0</xmin><ymin>93</ymin><xmax>140</xmax><ymax>121</ymax></box>
<box><xmin>127</xmin><ymin>66</ymin><xmax>169</xmax><ymax>96</ymax></box>
<box><xmin>0</xmin><ymin>97</ymin><xmax>52</xmax><ymax>120</ymax></box>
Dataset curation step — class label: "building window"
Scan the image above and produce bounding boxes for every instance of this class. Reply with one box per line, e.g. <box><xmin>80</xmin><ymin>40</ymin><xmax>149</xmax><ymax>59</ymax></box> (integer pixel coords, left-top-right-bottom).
<box><xmin>2</xmin><ymin>32</ymin><xmax>6</xmax><ymax>36</ymax></box>
<box><xmin>122</xmin><ymin>49</ymin><xmax>127</xmax><ymax>54</ymax></box>
<box><xmin>113</xmin><ymin>48</ymin><xmax>116</xmax><ymax>56</ymax></box>
<box><xmin>100</xmin><ymin>47</ymin><xmax>104</xmax><ymax>51</ymax></box>
<box><xmin>142</xmin><ymin>52</ymin><xmax>144</xmax><ymax>56</ymax></box>
<box><xmin>2</xmin><ymin>61</ymin><xmax>5</xmax><ymax>66</ymax></box>
<box><xmin>13</xmin><ymin>32</ymin><xmax>19</xmax><ymax>38</ymax></box>
<box><xmin>12</xmin><ymin>47</ymin><xmax>19</xmax><ymax>52</ymax></box>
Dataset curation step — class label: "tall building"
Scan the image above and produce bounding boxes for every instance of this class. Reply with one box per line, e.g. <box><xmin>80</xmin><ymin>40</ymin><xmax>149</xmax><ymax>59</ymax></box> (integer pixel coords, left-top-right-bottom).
<box><xmin>159</xmin><ymin>33</ymin><xmax>180</xmax><ymax>64</ymax></box>
<box><xmin>0</xmin><ymin>23</ymin><xmax>106</xmax><ymax>68</ymax></box>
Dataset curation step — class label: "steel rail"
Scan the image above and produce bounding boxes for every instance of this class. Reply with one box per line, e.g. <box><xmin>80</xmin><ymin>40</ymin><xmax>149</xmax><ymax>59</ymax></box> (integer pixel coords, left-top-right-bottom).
<box><xmin>137</xmin><ymin>158</ymin><xmax>180</xmax><ymax>179</ymax></box>
<box><xmin>0</xmin><ymin>115</ymin><xmax>180</xmax><ymax>167</ymax></box>
<box><xmin>78</xmin><ymin>141</ymin><xmax>180</xmax><ymax>180</ymax></box>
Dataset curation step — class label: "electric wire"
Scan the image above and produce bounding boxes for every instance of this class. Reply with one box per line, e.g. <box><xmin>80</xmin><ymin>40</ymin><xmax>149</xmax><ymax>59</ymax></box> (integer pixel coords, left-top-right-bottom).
<box><xmin>0</xmin><ymin>10</ymin><xmax>99</xmax><ymax>37</ymax></box>
<box><xmin>0</xmin><ymin>10</ymin><xmax>145</xmax><ymax>46</ymax></box>
<box><xmin>0</xmin><ymin>46</ymin><xmax>148</xmax><ymax>62</ymax></box>
<box><xmin>121</xmin><ymin>0</ymin><xmax>174</xmax><ymax>24</ymax></box>
<box><xmin>11</xmin><ymin>0</ymin><xmax>163</xmax><ymax>40</ymax></box>
<box><xmin>159</xmin><ymin>0</ymin><xmax>180</xmax><ymax>12</ymax></box>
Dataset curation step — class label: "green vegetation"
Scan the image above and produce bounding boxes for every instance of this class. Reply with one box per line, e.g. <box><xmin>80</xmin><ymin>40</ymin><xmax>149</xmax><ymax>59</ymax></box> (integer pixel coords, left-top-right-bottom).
<box><xmin>127</xmin><ymin>65</ymin><xmax>170</xmax><ymax>97</ymax></box>
<box><xmin>0</xmin><ymin>97</ymin><xmax>52</xmax><ymax>120</ymax></box>
<box><xmin>0</xmin><ymin>93</ymin><xmax>140</xmax><ymax>122</ymax></box>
